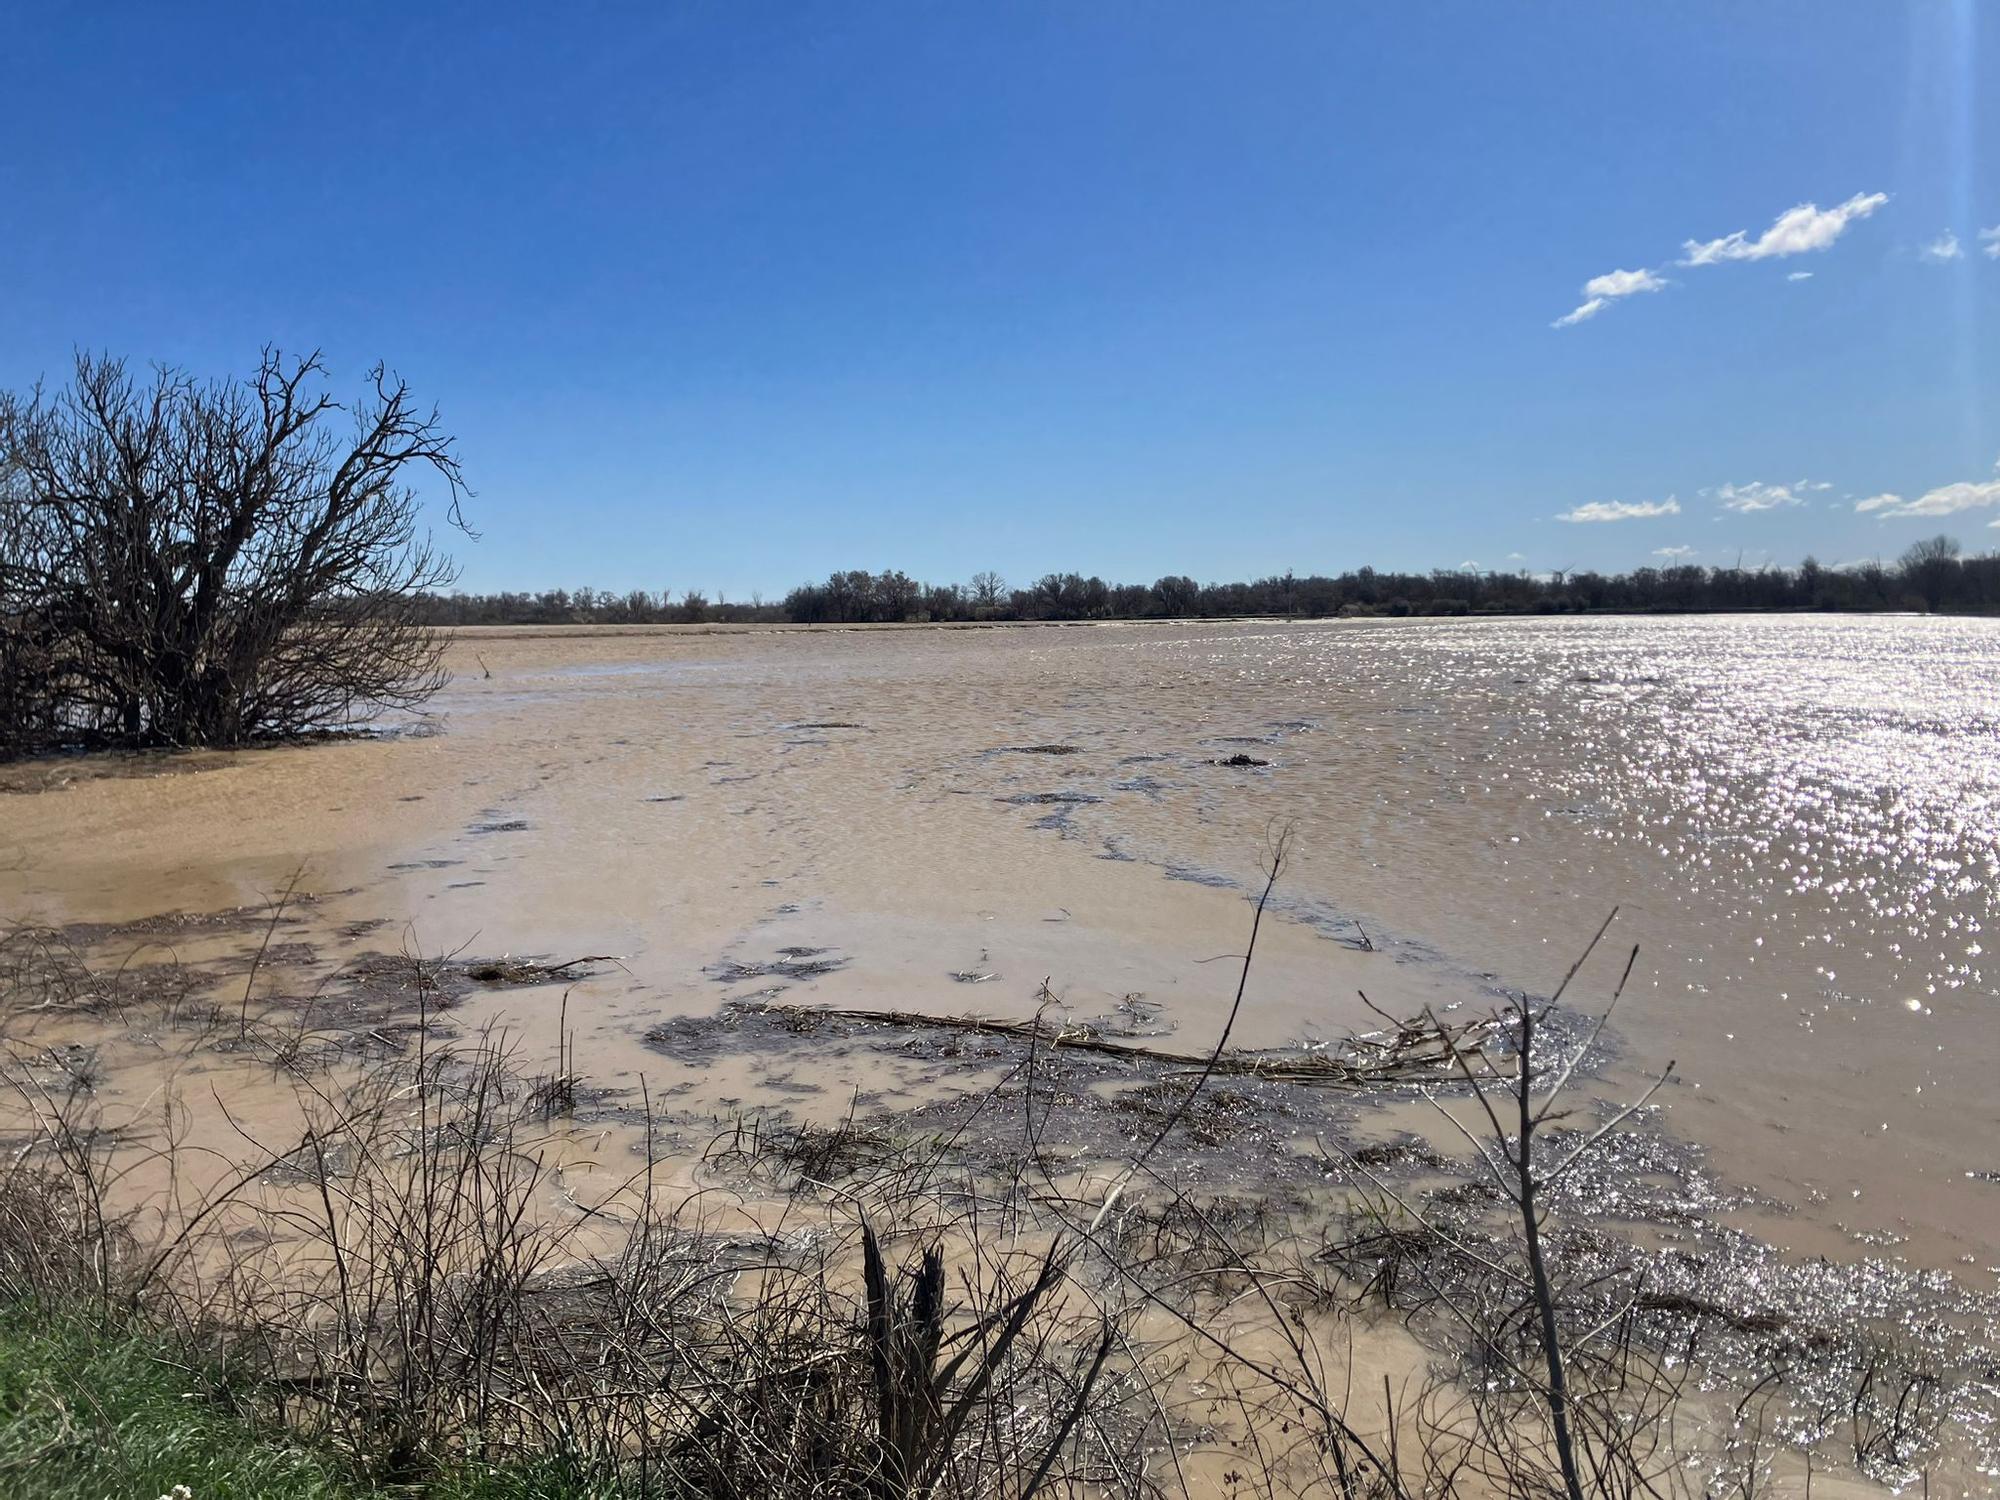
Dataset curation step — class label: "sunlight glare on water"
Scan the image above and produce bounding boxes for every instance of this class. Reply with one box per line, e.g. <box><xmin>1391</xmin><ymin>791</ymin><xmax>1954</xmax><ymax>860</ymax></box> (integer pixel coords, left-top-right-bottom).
<box><xmin>955</xmin><ymin>614</ymin><xmax>2000</xmax><ymax>1257</ymax></box>
<box><xmin>1049</xmin><ymin>614</ymin><xmax>2000</xmax><ymax>1011</ymax></box>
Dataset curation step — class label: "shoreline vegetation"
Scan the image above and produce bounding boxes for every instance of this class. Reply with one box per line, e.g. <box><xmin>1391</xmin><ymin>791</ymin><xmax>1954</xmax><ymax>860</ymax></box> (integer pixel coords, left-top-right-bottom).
<box><xmin>418</xmin><ymin>538</ymin><xmax>1997</xmax><ymax>628</ymax></box>
<box><xmin>1</xmin><ymin>869</ymin><xmax>1990</xmax><ymax>1497</ymax></box>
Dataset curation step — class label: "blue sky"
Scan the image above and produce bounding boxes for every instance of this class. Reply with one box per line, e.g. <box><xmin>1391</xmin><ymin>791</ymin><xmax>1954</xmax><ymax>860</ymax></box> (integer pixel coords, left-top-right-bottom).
<box><xmin>3</xmin><ymin>2</ymin><xmax>1996</xmax><ymax>596</ymax></box>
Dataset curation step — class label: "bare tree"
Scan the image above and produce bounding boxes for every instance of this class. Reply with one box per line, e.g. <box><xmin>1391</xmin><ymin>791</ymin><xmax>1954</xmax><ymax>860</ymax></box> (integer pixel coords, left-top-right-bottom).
<box><xmin>968</xmin><ymin>570</ymin><xmax>1006</xmax><ymax>610</ymax></box>
<box><xmin>0</xmin><ymin>350</ymin><xmax>469</xmax><ymax>751</ymax></box>
<box><xmin>1898</xmin><ymin>534</ymin><xmax>1960</xmax><ymax>612</ymax></box>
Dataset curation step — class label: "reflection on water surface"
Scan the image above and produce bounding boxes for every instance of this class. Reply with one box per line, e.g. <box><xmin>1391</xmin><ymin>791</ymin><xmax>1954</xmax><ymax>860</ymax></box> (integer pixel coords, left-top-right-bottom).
<box><xmin>6</xmin><ymin>614</ymin><xmax>1997</xmax><ymax>1268</ymax></box>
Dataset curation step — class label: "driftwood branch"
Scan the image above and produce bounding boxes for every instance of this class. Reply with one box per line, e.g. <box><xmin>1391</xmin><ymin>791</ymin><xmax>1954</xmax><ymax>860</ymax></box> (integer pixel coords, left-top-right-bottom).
<box><xmin>727</xmin><ymin>998</ymin><xmax>1502</xmax><ymax>1089</ymax></box>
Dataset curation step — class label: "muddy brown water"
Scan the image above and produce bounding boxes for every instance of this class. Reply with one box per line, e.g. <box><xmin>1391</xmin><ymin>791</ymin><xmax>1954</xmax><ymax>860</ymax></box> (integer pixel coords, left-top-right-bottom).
<box><xmin>3</xmin><ymin>615</ymin><xmax>1997</xmax><ymax>1285</ymax></box>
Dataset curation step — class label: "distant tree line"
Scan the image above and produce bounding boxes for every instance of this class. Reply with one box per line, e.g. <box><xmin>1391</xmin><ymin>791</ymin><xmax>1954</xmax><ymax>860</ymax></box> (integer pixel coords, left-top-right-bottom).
<box><xmin>417</xmin><ymin>537</ymin><xmax>2000</xmax><ymax>627</ymax></box>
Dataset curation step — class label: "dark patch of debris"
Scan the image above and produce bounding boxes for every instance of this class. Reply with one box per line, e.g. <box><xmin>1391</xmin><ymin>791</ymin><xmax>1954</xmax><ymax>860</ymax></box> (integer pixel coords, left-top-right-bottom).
<box><xmin>707</xmin><ymin>951</ymin><xmax>850</xmax><ymax>983</ymax></box>
<box><xmin>461</xmin><ymin>954</ymin><xmax>618</xmax><ymax>986</ymax></box>
<box><xmin>1349</xmin><ymin>1136</ymin><xmax>1449</xmax><ymax>1171</ymax></box>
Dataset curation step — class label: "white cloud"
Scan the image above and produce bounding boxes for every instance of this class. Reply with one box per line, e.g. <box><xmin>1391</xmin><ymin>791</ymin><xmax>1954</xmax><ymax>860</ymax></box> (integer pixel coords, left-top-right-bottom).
<box><xmin>1856</xmin><ymin>479</ymin><xmax>2000</xmax><ymax>518</ymax></box>
<box><xmin>1553</xmin><ymin>267</ymin><xmax>1665</xmax><ymax>328</ymax></box>
<box><xmin>1979</xmin><ymin>226</ymin><xmax>2000</xmax><ymax>260</ymax></box>
<box><xmin>1555</xmin><ymin>498</ymin><xmax>1681</xmax><ymax>523</ymax></box>
<box><xmin>1680</xmin><ymin>191</ymin><xmax>1888</xmax><ymax>266</ymax></box>
<box><xmin>1787</xmin><ymin>271</ymin><xmax>1814</xmax><ymax>282</ymax></box>
<box><xmin>1653</xmin><ymin>545</ymin><xmax>1698</xmax><ymax>559</ymax></box>
<box><xmin>1713</xmin><ymin>480</ymin><xmax>1809</xmax><ymax>513</ymax></box>
<box><xmin>1552</xmin><ymin>297</ymin><xmax>1606</xmax><ymax>328</ymax></box>
<box><xmin>1584</xmin><ymin>267</ymin><xmax>1667</xmax><ymax>299</ymax></box>
<box><xmin>1920</xmin><ymin>230</ymin><xmax>1963</xmax><ymax>263</ymax></box>
<box><xmin>1505</xmin><ymin>551</ymin><xmax>1527</xmax><ymax>561</ymax></box>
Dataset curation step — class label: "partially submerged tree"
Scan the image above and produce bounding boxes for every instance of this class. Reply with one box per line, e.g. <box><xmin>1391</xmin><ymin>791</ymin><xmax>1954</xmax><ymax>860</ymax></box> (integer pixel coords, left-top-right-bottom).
<box><xmin>0</xmin><ymin>350</ymin><xmax>469</xmax><ymax>751</ymax></box>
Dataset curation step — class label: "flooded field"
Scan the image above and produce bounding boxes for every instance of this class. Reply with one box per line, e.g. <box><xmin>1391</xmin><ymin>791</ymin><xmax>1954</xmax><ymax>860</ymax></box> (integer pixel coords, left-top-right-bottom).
<box><xmin>6</xmin><ymin>612</ymin><xmax>2000</xmax><ymax>1489</ymax></box>
<box><xmin>7</xmin><ymin>615</ymin><xmax>1997</xmax><ymax>1266</ymax></box>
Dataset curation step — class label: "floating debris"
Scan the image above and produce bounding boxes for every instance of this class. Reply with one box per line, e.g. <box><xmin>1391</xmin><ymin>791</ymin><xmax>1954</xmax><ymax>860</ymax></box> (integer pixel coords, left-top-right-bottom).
<box><xmin>701</xmin><ymin>999</ymin><xmax>1502</xmax><ymax>1087</ymax></box>
<box><xmin>462</xmin><ymin>954</ymin><xmax>618</xmax><ymax>985</ymax></box>
<box><xmin>708</xmin><ymin>951</ymin><xmax>850</xmax><ymax>983</ymax></box>
<box><xmin>1350</xmin><ymin>1136</ymin><xmax>1448</xmax><ymax>1170</ymax></box>
<box><xmin>1165</xmin><ymin>864</ymin><xmax>1236</xmax><ymax>890</ymax></box>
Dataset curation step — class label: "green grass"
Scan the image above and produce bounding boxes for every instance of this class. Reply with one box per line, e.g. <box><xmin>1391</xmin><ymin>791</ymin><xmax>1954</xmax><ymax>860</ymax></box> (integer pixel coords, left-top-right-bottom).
<box><xmin>0</xmin><ymin>1302</ymin><xmax>361</xmax><ymax>1499</ymax></box>
<box><xmin>0</xmin><ymin>1303</ymin><xmax>615</xmax><ymax>1499</ymax></box>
